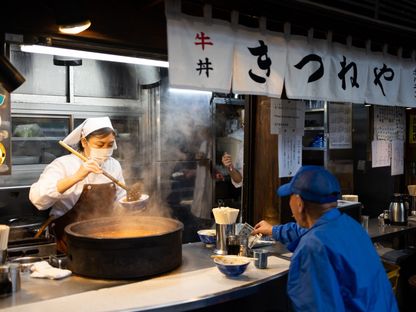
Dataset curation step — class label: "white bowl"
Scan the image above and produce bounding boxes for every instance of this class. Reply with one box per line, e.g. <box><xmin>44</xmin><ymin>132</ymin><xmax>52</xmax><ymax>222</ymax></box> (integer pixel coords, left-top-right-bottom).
<box><xmin>212</xmin><ymin>255</ymin><xmax>251</xmax><ymax>277</ymax></box>
<box><xmin>119</xmin><ymin>194</ymin><xmax>149</xmax><ymax>211</ymax></box>
<box><xmin>197</xmin><ymin>229</ymin><xmax>216</xmax><ymax>246</ymax></box>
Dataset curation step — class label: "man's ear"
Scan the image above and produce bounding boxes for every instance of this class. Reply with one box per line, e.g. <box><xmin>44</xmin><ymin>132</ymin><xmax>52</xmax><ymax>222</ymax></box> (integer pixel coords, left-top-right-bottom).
<box><xmin>297</xmin><ymin>196</ymin><xmax>305</xmax><ymax>214</ymax></box>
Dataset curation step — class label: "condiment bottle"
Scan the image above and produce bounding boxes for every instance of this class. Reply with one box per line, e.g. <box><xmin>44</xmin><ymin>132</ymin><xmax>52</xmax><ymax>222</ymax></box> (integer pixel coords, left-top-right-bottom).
<box><xmin>0</xmin><ymin>265</ymin><xmax>11</xmax><ymax>298</ymax></box>
<box><xmin>383</xmin><ymin>210</ymin><xmax>391</xmax><ymax>225</ymax></box>
<box><xmin>226</xmin><ymin>235</ymin><xmax>240</xmax><ymax>255</ymax></box>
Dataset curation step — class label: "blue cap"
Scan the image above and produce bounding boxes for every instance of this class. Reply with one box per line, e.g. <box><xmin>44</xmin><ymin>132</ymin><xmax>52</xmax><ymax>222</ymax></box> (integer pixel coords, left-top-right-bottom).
<box><xmin>277</xmin><ymin>166</ymin><xmax>341</xmax><ymax>203</ymax></box>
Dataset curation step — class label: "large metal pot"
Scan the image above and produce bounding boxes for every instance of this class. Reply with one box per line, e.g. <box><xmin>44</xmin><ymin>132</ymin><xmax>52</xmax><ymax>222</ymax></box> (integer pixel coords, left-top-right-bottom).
<box><xmin>65</xmin><ymin>215</ymin><xmax>183</xmax><ymax>279</ymax></box>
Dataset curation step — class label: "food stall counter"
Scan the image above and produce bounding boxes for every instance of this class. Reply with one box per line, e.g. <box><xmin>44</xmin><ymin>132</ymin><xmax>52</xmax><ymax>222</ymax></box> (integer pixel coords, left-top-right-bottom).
<box><xmin>1</xmin><ymin>242</ymin><xmax>290</xmax><ymax>312</ymax></box>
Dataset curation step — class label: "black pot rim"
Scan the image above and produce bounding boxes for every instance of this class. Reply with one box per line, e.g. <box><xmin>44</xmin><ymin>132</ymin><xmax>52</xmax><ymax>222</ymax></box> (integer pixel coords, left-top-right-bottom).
<box><xmin>65</xmin><ymin>215</ymin><xmax>184</xmax><ymax>241</ymax></box>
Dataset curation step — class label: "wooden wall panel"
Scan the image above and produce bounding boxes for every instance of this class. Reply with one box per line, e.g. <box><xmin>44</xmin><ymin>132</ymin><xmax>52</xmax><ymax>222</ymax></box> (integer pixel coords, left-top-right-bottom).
<box><xmin>251</xmin><ymin>96</ymin><xmax>281</xmax><ymax>224</ymax></box>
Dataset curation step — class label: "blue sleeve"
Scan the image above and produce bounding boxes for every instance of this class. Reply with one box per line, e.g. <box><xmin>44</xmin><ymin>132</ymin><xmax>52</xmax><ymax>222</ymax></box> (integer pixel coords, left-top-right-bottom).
<box><xmin>271</xmin><ymin>222</ymin><xmax>308</xmax><ymax>244</ymax></box>
<box><xmin>288</xmin><ymin>239</ymin><xmax>345</xmax><ymax>312</ymax></box>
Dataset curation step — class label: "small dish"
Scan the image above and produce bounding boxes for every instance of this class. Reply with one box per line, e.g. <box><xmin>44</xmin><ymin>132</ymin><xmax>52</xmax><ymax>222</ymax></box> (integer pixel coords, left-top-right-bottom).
<box><xmin>213</xmin><ymin>255</ymin><xmax>251</xmax><ymax>277</ymax></box>
<box><xmin>197</xmin><ymin>229</ymin><xmax>216</xmax><ymax>247</ymax></box>
<box><xmin>119</xmin><ymin>194</ymin><xmax>149</xmax><ymax>211</ymax></box>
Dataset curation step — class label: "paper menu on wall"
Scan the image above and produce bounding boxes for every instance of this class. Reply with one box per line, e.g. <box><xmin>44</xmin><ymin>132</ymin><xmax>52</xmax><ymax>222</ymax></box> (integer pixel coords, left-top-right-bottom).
<box><xmin>270</xmin><ymin>98</ymin><xmax>304</xmax><ymax>135</ymax></box>
<box><xmin>373</xmin><ymin>106</ymin><xmax>405</xmax><ymax>141</ymax></box>
<box><xmin>371</xmin><ymin>140</ymin><xmax>390</xmax><ymax>168</ymax></box>
<box><xmin>278</xmin><ymin>134</ymin><xmax>302</xmax><ymax>178</ymax></box>
<box><xmin>391</xmin><ymin>140</ymin><xmax>404</xmax><ymax>176</ymax></box>
<box><xmin>328</xmin><ymin>102</ymin><xmax>352</xmax><ymax>149</ymax></box>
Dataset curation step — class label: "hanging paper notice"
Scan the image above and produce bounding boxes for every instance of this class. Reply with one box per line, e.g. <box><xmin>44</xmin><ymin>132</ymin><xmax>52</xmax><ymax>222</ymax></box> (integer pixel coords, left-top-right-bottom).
<box><xmin>328</xmin><ymin>102</ymin><xmax>352</xmax><ymax>149</ymax></box>
<box><xmin>371</xmin><ymin>140</ymin><xmax>390</xmax><ymax>168</ymax></box>
<box><xmin>278</xmin><ymin>134</ymin><xmax>302</xmax><ymax>178</ymax></box>
<box><xmin>391</xmin><ymin>140</ymin><xmax>404</xmax><ymax>176</ymax></box>
<box><xmin>409</xmin><ymin>114</ymin><xmax>416</xmax><ymax>144</ymax></box>
<box><xmin>373</xmin><ymin>106</ymin><xmax>405</xmax><ymax>141</ymax></box>
<box><xmin>270</xmin><ymin>98</ymin><xmax>305</xmax><ymax>135</ymax></box>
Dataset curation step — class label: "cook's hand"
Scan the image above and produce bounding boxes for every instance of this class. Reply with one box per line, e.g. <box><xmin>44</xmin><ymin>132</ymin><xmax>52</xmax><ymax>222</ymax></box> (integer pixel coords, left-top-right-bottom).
<box><xmin>222</xmin><ymin>153</ymin><xmax>233</xmax><ymax>168</ymax></box>
<box><xmin>252</xmin><ymin>220</ymin><xmax>273</xmax><ymax>236</ymax></box>
<box><xmin>75</xmin><ymin>159</ymin><xmax>103</xmax><ymax>180</ymax></box>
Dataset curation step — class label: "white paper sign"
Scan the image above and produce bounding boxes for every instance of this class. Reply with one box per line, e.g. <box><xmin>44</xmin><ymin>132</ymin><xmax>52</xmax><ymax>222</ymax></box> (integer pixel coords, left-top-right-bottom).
<box><xmin>167</xmin><ymin>15</ymin><xmax>234</xmax><ymax>92</ymax></box>
<box><xmin>270</xmin><ymin>99</ymin><xmax>305</xmax><ymax>135</ymax></box>
<box><xmin>278</xmin><ymin>134</ymin><xmax>302</xmax><ymax>178</ymax></box>
<box><xmin>373</xmin><ymin>106</ymin><xmax>405</xmax><ymax>141</ymax></box>
<box><xmin>371</xmin><ymin>140</ymin><xmax>391</xmax><ymax>168</ymax></box>
<box><xmin>397</xmin><ymin>59</ymin><xmax>416</xmax><ymax>107</ymax></box>
<box><xmin>328</xmin><ymin>102</ymin><xmax>352</xmax><ymax>149</ymax></box>
<box><xmin>365</xmin><ymin>52</ymin><xmax>400</xmax><ymax>106</ymax></box>
<box><xmin>166</xmin><ymin>12</ymin><xmax>416</xmax><ymax>107</ymax></box>
<box><xmin>232</xmin><ymin>27</ymin><xmax>286</xmax><ymax>98</ymax></box>
<box><xmin>328</xmin><ymin>44</ymin><xmax>368</xmax><ymax>104</ymax></box>
<box><xmin>391</xmin><ymin>140</ymin><xmax>404</xmax><ymax>176</ymax></box>
<box><xmin>285</xmin><ymin>36</ymin><xmax>332</xmax><ymax>101</ymax></box>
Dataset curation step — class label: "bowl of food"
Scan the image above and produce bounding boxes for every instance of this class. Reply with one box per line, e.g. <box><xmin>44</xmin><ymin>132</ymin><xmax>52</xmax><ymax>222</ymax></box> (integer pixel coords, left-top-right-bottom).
<box><xmin>119</xmin><ymin>194</ymin><xmax>149</xmax><ymax>211</ymax></box>
<box><xmin>197</xmin><ymin>229</ymin><xmax>216</xmax><ymax>246</ymax></box>
<box><xmin>212</xmin><ymin>255</ymin><xmax>251</xmax><ymax>277</ymax></box>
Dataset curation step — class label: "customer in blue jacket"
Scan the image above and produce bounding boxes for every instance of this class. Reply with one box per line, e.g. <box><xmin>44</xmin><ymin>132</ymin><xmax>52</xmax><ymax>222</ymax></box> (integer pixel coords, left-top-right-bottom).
<box><xmin>252</xmin><ymin>166</ymin><xmax>398</xmax><ymax>312</ymax></box>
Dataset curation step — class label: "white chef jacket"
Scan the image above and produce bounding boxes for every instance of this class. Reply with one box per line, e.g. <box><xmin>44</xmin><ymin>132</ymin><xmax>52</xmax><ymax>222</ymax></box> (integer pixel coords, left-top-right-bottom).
<box><xmin>29</xmin><ymin>154</ymin><xmax>126</xmax><ymax>218</ymax></box>
<box><xmin>228</xmin><ymin>128</ymin><xmax>244</xmax><ymax>189</ymax></box>
<box><xmin>191</xmin><ymin>139</ymin><xmax>213</xmax><ymax>219</ymax></box>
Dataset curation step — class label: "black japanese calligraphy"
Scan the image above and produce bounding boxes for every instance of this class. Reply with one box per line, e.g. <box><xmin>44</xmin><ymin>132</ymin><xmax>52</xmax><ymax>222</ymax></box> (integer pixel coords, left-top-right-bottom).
<box><xmin>196</xmin><ymin>57</ymin><xmax>213</xmax><ymax>77</ymax></box>
<box><xmin>247</xmin><ymin>40</ymin><xmax>272</xmax><ymax>84</ymax></box>
<box><xmin>294</xmin><ymin>54</ymin><xmax>324</xmax><ymax>83</ymax></box>
<box><xmin>338</xmin><ymin>56</ymin><xmax>359</xmax><ymax>90</ymax></box>
<box><xmin>373</xmin><ymin>64</ymin><xmax>394</xmax><ymax>96</ymax></box>
<box><xmin>194</xmin><ymin>32</ymin><xmax>213</xmax><ymax>50</ymax></box>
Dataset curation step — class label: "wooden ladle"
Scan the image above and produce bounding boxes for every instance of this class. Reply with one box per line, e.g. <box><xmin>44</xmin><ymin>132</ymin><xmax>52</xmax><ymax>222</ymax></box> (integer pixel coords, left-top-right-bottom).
<box><xmin>58</xmin><ymin>141</ymin><xmax>141</xmax><ymax>201</ymax></box>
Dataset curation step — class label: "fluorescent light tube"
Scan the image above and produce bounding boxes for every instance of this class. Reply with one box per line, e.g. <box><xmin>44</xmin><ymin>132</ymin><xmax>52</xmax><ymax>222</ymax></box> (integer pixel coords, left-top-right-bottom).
<box><xmin>168</xmin><ymin>88</ymin><xmax>211</xmax><ymax>95</ymax></box>
<box><xmin>20</xmin><ymin>45</ymin><xmax>169</xmax><ymax>68</ymax></box>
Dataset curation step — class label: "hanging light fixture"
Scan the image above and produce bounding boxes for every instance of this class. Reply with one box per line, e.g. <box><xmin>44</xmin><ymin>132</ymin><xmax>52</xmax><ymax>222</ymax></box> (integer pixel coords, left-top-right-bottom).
<box><xmin>53</xmin><ymin>1</ymin><xmax>91</xmax><ymax>35</ymax></box>
<box><xmin>58</xmin><ymin>19</ymin><xmax>91</xmax><ymax>34</ymax></box>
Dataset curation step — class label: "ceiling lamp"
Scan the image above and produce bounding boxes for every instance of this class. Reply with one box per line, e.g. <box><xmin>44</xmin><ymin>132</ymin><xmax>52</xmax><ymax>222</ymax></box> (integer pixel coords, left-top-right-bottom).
<box><xmin>58</xmin><ymin>19</ymin><xmax>91</xmax><ymax>34</ymax></box>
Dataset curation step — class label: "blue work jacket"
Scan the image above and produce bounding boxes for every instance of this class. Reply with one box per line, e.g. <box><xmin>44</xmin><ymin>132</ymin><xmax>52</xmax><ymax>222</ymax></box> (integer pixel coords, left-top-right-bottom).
<box><xmin>272</xmin><ymin>209</ymin><xmax>398</xmax><ymax>312</ymax></box>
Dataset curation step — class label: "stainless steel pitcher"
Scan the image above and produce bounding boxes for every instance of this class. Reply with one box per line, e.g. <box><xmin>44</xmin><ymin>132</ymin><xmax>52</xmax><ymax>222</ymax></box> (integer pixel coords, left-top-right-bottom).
<box><xmin>389</xmin><ymin>194</ymin><xmax>408</xmax><ymax>226</ymax></box>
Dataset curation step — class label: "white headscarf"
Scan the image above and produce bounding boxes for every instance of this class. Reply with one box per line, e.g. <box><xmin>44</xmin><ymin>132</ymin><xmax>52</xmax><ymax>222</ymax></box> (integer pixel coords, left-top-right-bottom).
<box><xmin>62</xmin><ymin>117</ymin><xmax>117</xmax><ymax>149</ymax></box>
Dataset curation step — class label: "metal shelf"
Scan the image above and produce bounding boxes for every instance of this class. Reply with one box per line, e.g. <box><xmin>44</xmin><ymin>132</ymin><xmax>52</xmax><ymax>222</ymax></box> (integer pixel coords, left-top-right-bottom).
<box><xmin>305</xmin><ymin>108</ymin><xmax>325</xmax><ymax>113</ymax></box>
<box><xmin>303</xmin><ymin>147</ymin><xmax>326</xmax><ymax>151</ymax></box>
<box><xmin>12</xmin><ymin>137</ymin><xmax>63</xmax><ymax>141</ymax></box>
<box><xmin>304</xmin><ymin>126</ymin><xmax>324</xmax><ymax>131</ymax></box>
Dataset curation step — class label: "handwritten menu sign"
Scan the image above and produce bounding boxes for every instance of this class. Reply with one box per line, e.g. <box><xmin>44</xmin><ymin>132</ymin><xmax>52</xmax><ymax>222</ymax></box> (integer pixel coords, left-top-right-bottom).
<box><xmin>391</xmin><ymin>140</ymin><xmax>404</xmax><ymax>175</ymax></box>
<box><xmin>373</xmin><ymin>106</ymin><xmax>405</xmax><ymax>141</ymax></box>
<box><xmin>0</xmin><ymin>84</ymin><xmax>10</xmax><ymax>175</ymax></box>
<box><xmin>270</xmin><ymin>99</ymin><xmax>304</xmax><ymax>135</ymax></box>
<box><xmin>328</xmin><ymin>102</ymin><xmax>352</xmax><ymax>149</ymax></box>
<box><xmin>409</xmin><ymin>114</ymin><xmax>416</xmax><ymax>144</ymax></box>
<box><xmin>278</xmin><ymin>134</ymin><xmax>302</xmax><ymax>178</ymax></box>
<box><xmin>371</xmin><ymin>140</ymin><xmax>391</xmax><ymax>168</ymax></box>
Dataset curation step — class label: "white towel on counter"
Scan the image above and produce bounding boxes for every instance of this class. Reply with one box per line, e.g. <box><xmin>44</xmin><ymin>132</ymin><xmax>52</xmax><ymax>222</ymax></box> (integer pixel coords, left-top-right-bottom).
<box><xmin>30</xmin><ymin>261</ymin><xmax>72</xmax><ymax>280</ymax></box>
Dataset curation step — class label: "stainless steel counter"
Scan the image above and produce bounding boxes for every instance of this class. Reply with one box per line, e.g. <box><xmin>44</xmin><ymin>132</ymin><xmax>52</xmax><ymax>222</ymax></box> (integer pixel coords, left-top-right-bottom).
<box><xmin>367</xmin><ymin>219</ymin><xmax>416</xmax><ymax>241</ymax></box>
<box><xmin>1</xmin><ymin>242</ymin><xmax>290</xmax><ymax>312</ymax></box>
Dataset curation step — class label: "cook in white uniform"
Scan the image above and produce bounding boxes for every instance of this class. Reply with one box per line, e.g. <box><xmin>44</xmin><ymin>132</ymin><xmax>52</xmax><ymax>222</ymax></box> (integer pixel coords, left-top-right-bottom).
<box><xmin>221</xmin><ymin>127</ymin><xmax>243</xmax><ymax>188</ymax></box>
<box><xmin>29</xmin><ymin>117</ymin><xmax>126</xmax><ymax>252</ymax></box>
<box><xmin>191</xmin><ymin>126</ymin><xmax>213</xmax><ymax>220</ymax></box>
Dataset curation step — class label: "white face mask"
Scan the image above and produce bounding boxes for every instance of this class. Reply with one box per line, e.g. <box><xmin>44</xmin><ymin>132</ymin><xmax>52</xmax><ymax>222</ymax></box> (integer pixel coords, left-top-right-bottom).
<box><xmin>89</xmin><ymin>147</ymin><xmax>113</xmax><ymax>165</ymax></box>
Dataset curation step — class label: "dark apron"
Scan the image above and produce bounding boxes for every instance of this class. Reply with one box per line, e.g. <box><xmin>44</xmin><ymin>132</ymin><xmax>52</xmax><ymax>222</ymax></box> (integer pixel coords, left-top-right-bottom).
<box><xmin>50</xmin><ymin>182</ymin><xmax>116</xmax><ymax>253</ymax></box>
